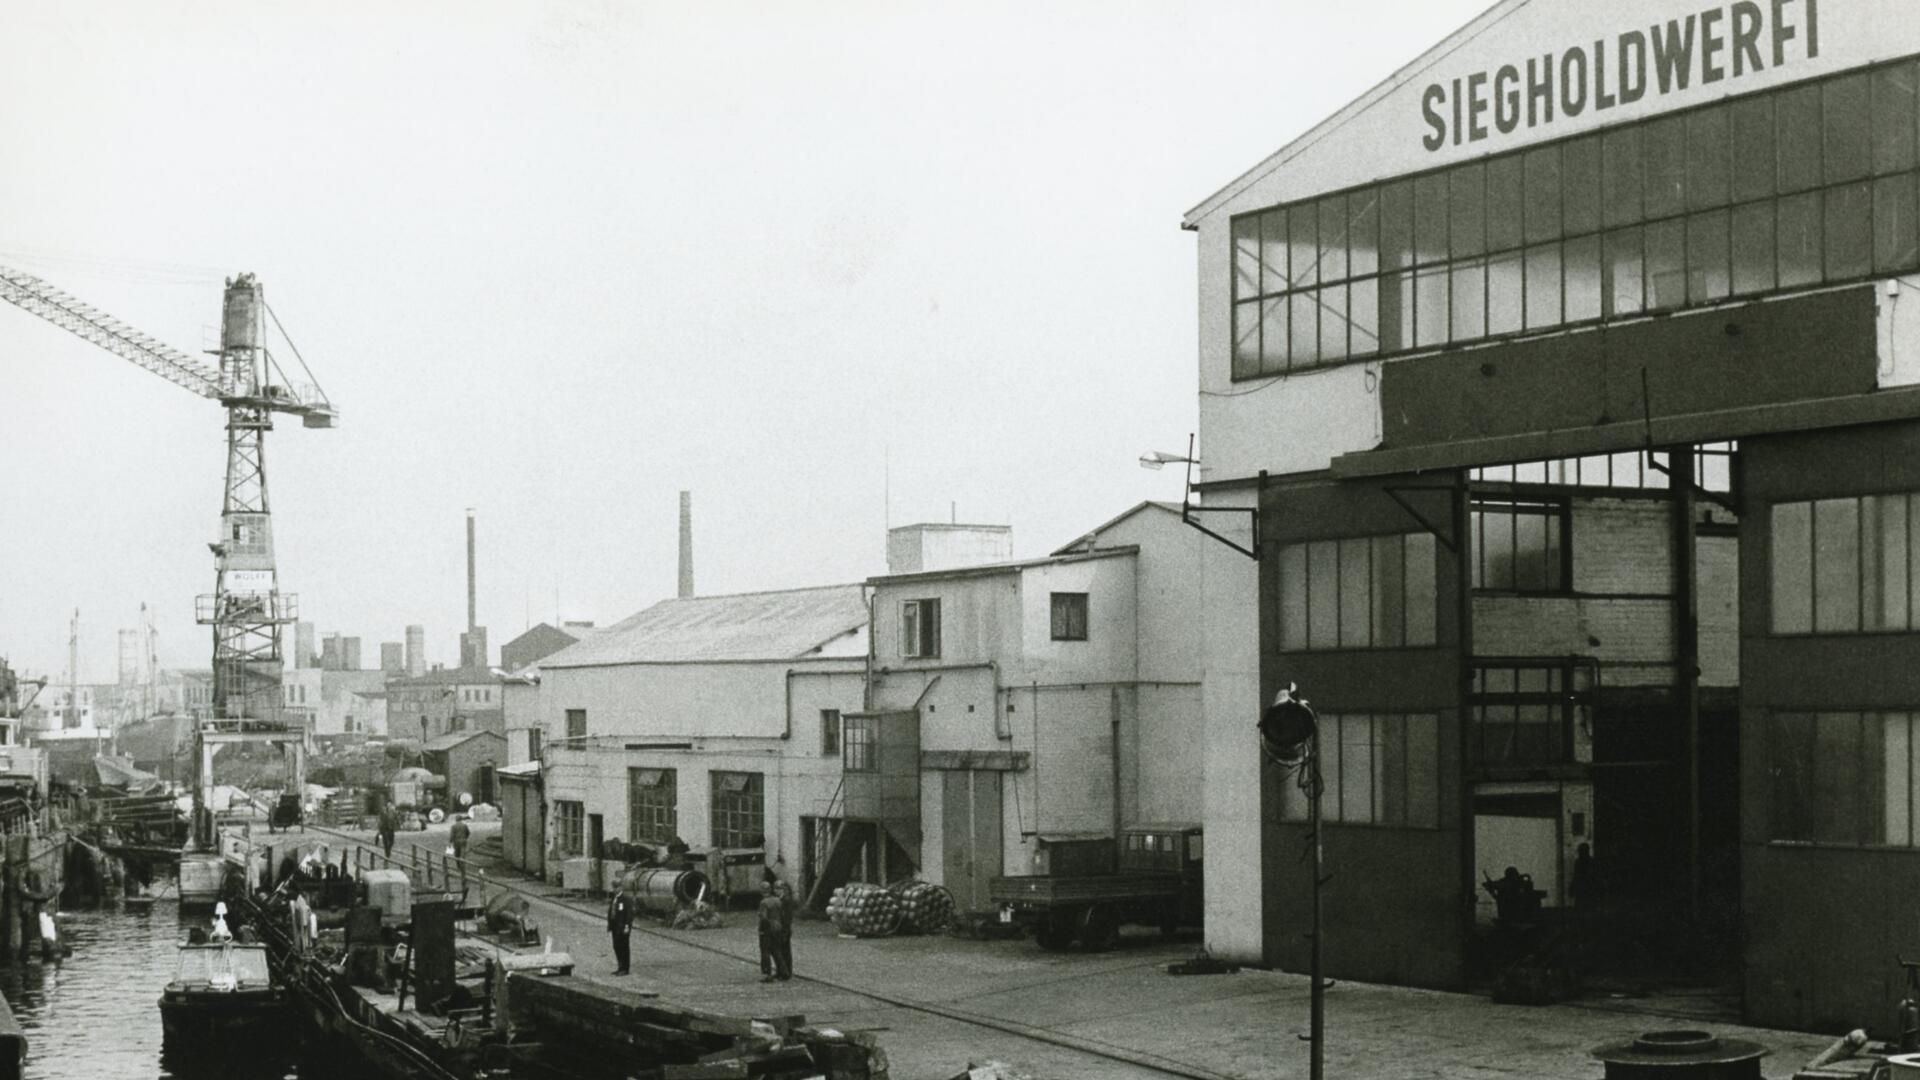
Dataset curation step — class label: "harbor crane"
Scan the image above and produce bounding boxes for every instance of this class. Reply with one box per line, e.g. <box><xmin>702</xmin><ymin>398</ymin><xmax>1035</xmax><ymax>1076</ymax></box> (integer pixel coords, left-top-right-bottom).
<box><xmin>0</xmin><ymin>266</ymin><xmax>336</xmax><ymax>732</ymax></box>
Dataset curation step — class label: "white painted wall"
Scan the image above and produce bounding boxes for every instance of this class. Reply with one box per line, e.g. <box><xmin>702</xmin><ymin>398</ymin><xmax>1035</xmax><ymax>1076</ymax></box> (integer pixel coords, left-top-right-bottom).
<box><xmin>1197</xmin><ymin>486</ymin><xmax>1264</xmax><ymax>963</ymax></box>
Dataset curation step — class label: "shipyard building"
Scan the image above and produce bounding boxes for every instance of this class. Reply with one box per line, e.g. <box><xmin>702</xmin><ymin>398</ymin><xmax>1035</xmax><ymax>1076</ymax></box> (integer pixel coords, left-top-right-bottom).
<box><xmin>1186</xmin><ymin>0</ymin><xmax>1920</xmax><ymax>1029</ymax></box>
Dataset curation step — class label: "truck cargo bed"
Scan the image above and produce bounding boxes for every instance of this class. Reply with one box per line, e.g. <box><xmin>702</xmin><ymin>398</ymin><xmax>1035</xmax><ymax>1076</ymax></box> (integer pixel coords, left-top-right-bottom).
<box><xmin>988</xmin><ymin>873</ymin><xmax>1183</xmax><ymax>905</ymax></box>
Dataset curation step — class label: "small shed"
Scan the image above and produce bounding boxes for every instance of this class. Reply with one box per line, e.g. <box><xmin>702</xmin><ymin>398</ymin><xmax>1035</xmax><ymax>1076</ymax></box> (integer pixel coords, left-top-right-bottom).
<box><xmin>422</xmin><ymin>730</ymin><xmax>507</xmax><ymax>808</ymax></box>
<box><xmin>497</xmin><ymin>761</ymin><xmax>543</xmax><ymax>875</ymax></box>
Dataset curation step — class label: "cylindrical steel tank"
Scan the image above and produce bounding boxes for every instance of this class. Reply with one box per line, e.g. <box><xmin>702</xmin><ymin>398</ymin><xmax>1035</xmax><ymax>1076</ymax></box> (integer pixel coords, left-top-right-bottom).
<box><xmin>221</xmin><ymin>274</ymin><xmax>262</xmax><ymax>352</ymax></box>
<box><xmin>626</xmin><ymin>868</ymin><xmax>711</xmax><ymax>914</ymax></box>
<box><xmin>1590</xmin><ymin>1030</ymin><xmax>1766</xmax><ymax>1078</ymax></box>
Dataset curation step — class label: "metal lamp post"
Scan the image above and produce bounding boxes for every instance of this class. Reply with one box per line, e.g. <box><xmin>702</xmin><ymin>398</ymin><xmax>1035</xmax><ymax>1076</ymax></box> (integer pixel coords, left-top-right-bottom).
<box><xmin>1261</xmin><ymin>684</ymin><xmax>1325</xmax><ymax>1080</ymax></box>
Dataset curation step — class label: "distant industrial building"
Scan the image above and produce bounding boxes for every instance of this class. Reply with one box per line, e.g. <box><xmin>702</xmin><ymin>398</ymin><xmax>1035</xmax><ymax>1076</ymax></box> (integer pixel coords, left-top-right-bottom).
<box><xmin>380</xmin><ymin>641</ymin><xmax>404</xmax><ymax>673</ymax></box>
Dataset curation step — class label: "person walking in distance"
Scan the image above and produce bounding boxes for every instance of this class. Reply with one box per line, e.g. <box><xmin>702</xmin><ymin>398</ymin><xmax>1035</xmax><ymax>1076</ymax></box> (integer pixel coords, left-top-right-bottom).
<box><xmin>449</xmin><ymin>814</ymin><xmax>471</xmax><ymax>863</ymax></box>
<box><xmin>758</xmin><ymin>881</ymin><xmax>794</xmax><ymax>983</ymax></box>
<box><xmin>607</xmin><ymin>879</ymin><xmax>636</xmax><ymax>976</ymax></box>
<box><xmin>377</xmin><ymin>802</ymin><xmax>398</xmax><ymax>861</ymax></box>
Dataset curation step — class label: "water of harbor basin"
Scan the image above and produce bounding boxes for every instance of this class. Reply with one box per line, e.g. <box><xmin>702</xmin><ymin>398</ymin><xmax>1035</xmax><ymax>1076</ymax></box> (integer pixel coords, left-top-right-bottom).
<box><xmin>0</xmin><ymin>901</ymin><xmax>329</xmax><ymax>1080</ymax></box>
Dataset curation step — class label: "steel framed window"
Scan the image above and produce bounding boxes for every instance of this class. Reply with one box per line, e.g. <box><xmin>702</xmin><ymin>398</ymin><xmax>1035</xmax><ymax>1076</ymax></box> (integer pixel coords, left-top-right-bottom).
<box><xmin>842</xmin><ymin>715</ymin><xmax>878</xmax><ymax>773</ymax></box>
<box><xmin>1278</xmin><ymin>532</ymin><xmax>1439</xmax><ymax>651</ymax></box>
<box><xmin>1231</xmin><ymin>59</ymin><xmax>1920</xmax><ymax>378</ymax></box>
<box><xmin>1050</xmin><ymin>592</ymin><xmax>1089</xmax><ymax>641</ymax></box>
<box><xmin>820</xmin><ymin>708</ymin><xmax>841</xmax><ymax>756</ymax></box>
<box><xmin>1278</xmin><ymin>713</ymin><xmax>1441</xmax><ymax>827</ymax></box>
<box><xmin>901</xmin><ymin>599</ymin><xmax>941</xmax><ymax>659</ymax></box>
<box><xmin>553</xmin><ymin>799</ymin><xmax>584</xmax><ymax>856</ymax></box>
<box><xmin>1471</xmin><ymin>497</ymin><xmax>1570</xmax><ymax>594</ymax></box>
<box><xmin>709</xmin><ymin>771</ymin><xmax>765</xmax><ymax>848</ymax></box>
<box><xmin>1770</xmin><ymin>711</ymin><xmax>1920</xmax><ymax>846</ymax></box>
<box><xmin>1771</xmin><ymin>492</ymin><xmax>1920</xmax><ymax>634</ymax></box>
<box><xmin>627</xmin><ymin>767</ymin><xmax>677</xmax><ymax>845</ymax></box>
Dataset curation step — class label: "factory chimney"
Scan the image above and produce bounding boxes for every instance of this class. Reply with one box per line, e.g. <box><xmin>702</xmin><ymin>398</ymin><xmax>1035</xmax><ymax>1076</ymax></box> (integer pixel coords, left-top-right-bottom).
<box><xmin>678</xmin><ymin>491</ymin><xmax>695</xmax><ymax>599</ymax></box>
<box><xmin>466</xmin><ymin>507</ymin><xmax>478</xmax><ymax>636</ymax></box>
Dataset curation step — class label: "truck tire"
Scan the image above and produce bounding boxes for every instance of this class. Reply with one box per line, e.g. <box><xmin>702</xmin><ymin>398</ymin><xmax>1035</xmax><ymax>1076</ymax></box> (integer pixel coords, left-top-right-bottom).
<box><xmin>1034</xmin><ymin>911</ymin><xmax>1076</xmax><ymax>951</ymax></box>
<box><xmin>1078</xmin><ymin>904</ymin><xmax>1120</xmax><ymax>952</ymax></box>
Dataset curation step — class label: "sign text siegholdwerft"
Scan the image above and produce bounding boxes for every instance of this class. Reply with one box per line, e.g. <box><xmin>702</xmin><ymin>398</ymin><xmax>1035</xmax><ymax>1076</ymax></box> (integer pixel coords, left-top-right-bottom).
<box><xmin>1420</xmin><ymin>0</ymin><xmax>1821</xmax><ymax>151</ymax></box>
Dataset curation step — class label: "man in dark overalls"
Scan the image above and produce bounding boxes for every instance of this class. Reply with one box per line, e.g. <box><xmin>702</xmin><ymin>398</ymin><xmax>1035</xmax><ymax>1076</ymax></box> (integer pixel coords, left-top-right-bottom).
<box><xmin>607</xmin><ymin>881</ymin><xmax>636</xmax><ymax>976</ymax></box>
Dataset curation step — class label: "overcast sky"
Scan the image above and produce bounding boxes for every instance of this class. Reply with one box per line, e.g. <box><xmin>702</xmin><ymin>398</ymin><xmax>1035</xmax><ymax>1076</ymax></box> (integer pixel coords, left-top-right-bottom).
<box><xmin>0</xmin><ymin>0</ymin><xmax>1487</xmax><ymax>681</ymax></box>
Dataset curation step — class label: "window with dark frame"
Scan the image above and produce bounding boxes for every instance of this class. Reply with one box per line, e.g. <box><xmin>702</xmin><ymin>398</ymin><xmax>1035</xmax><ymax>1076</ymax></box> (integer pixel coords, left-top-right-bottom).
<box><xmin>1472</xmin><ymin>443</ymin><xmax>1736</xmax><ymax>493</ymax></box>
<box><xmin>1770</xmin><ymin>711</ymin><xmax>1920</xmax><ymax>846</ymax></box>
<box><xmin>709</xmin><ymin>771</ymin><xmax>765</xmax><ymax>848</ymax></box>
<box><xmin>820</xmin><ymin>708</ymin><xmax>841</xmax><ymax>756</ymax></box>
<box><xmin>1278</xmin><ymin>532</ymin><xmax>1439</xmax><ymax>651</ymax></box>
<box><xmin>1278</xmin><ymin>713</ymin><xmax>1441</xmax><ymax>827</ymax></box>
<box><xmin>529</xmin><ymin>728</ymin><xmax>542</xmax><ymax>762</ymax></box>
<box><xmin>1772</xmin><ymin>492</ymin><xmax>1920</xmax><ymax>635</ymax></box>
<box><xmin>843</xmin><ymin>714</ymin><xmax>878</xmax><ymax>773</ymax></box>
<box><xmin>1469</xmin><ymin>662</ymin><xmax>1585</xmax><ymax>768</ymax></box>
<box><xmin>1050</xmin><ymin>592</ymin><xmax>1089</xmax><ymax>641</ymax></box>
<box><xmin>1471</xmin><ymin>497</ymin><xmax>1570</xmax><ymax>594</ymax></box>
<box><xmin>901</xmin><ymin>598</ymin><xmax>941</xmax><ymax>659</ymax></box>
<box><xmin>553</xmin><ymin>799</ymin><xmax>585</xmax><ymax>856</ymax></box>
<box><xmin>565</xmin><ymin>708</ymin><xmax>587</xmax><ymax>740</ymax></box>
<box><xmin>1231</xmin><ymin>61</ymin><xmax>1920</xmax><ymax>378</ymax></box>
<box><xmin>627</xmin><ymin>767</ymin><xmax>677</xmax><ymax>845</ymax></box>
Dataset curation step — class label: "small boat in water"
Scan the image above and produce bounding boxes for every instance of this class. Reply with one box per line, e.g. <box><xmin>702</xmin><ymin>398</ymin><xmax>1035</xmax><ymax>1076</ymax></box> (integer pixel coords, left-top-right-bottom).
<box><xmin>158</xmin><ymin>912</ymin><xmax>285</xmax><ymax>1046</ymax></box>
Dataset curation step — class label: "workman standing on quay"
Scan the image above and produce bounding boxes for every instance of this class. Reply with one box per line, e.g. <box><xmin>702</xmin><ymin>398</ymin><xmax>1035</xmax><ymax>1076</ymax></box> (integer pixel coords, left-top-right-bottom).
<box><xmin>376</xmin><ymin>802</ymin><xmax>398</xmax><ymax>861</ymax></box>
<box><xmin>607</xmin><ymin>879</ymin><xmax>637</xmax><ymax>976</ymax></box>
<box><xmin>758</xmin><ymin>881</ymin><xmax>794</xmax><ymax>983</ymax></box>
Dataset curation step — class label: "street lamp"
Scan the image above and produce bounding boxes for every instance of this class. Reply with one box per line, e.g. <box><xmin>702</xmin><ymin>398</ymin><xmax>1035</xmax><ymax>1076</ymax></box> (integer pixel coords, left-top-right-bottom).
<box><xmin>1137</xmin><ymin>448</ymin><xmax>1196</xmax><ymax>471</ymax></box>
<box><xmin>1260</xmin><ymin>683</ymin><xmax>1327</xmax><ymax>1080</ymax></box>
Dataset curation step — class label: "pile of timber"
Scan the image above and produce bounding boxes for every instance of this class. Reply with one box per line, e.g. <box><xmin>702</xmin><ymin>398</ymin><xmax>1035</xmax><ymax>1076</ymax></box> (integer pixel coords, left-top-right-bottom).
<box><xmin>506</xmin><ymin>973</ymin><xmax>888</xmax><ymax>1080</ymax></box>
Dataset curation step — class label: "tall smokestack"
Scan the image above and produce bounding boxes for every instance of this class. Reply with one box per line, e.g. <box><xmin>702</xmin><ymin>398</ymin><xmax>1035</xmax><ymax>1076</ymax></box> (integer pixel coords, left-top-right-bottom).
<box><xmin>678</xmin><ymin>491</ymin><xmax>695</xmax><ymax>599</ymax></box>
<box><xmin>466</xmin><ymin>507</ymin><xmax>477</xmax><ymax>634</ymax></box>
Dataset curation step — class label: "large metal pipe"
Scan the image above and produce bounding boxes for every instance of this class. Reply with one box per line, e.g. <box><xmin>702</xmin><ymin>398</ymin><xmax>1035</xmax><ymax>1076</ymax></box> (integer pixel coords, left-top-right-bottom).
<box><xmin>626</xmin><ymin>867</ymin><xmax>712</xmax><ymax>915</ymax></box>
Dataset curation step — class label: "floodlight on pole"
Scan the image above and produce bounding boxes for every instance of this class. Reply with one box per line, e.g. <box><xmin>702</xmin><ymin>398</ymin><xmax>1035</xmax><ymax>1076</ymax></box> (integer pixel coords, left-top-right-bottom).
<box><xmin>1260</xmin><ymin>682</ymin><xmax>1327</xmax><ymax>1080</ymax></box>
<box><xmin>1138</xmin><ymin>449</ymin><xmax>1197</xmax><ymax>471</ymax></box>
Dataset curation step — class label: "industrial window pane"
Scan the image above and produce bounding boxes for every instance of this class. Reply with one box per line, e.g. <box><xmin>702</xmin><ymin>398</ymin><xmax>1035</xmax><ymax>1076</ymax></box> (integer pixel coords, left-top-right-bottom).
<box><xmin>1772</xmin><ymin>501</ymin><xmax>1814</xmax><ymax>634</ymax></box>
<box><xmin>1874</xmin><ymin>62</ymin><xmax>1920</xmax><ymax>174</ymax></box>
<box><xmin>1606</xmin><ymin>227</ymin><xmax>1645</xmax><ymax>315</ymax></box>
<box><xmin>1339</xmin><ymin>537</ymin><xmax>1372</xmax><ymax>648</ymax></box>
<box><xmin>1452</xmin><ymin>163</ymin><xmax>1486</xmax><ymax>258</ymax></box>
<box><xmin>1479</xmin><ymin>506</ymin><xmax>1513</xmax><ymax>590</ymax></box>
<box><xmin>1261</xmin><ymin>209</ymin><xmax>1291</xmax><ymax>293</ymax></box>
<box><xmin>628</xmin><ymin>767</ymin><xmax>677</xmax><ymax>845</ymax></box>
<box><xmin>1487</xmin><ymin>252</ymin><xmax>1523</xmax><ymax>335</ymax></box>
<box><xmin>1777</xmin><ymin>83</ymin><xmax>1824</xmax><ymax>194</ymax></box>
<box><xmin>1308</xmin><ymin>541</ymin><xmax>1339</xmax><ymax>649</ymax></box>
<box><xmin>1861</xmin><ymin>495</ymin><xmax>1906</xmax><ymax>631</ymax></box>
<box><xmin>1687</xmin><ymin>210</ymin><xmax>1730</xmax><ymax>303</ymax></box>
<box><xmin>1415</xmin><ymin>172</ymin><xmax>1450</xmax><ymax>265</ymax></box>
<box><xmin>1874</xmin><ymin>173</ymin><xmax>1920</xmax><ymax>273</ymax></box>
<box><xmin>1645</xmin><ymin>219</ymin><xmax>1687</xmax><ymax>310</ymax></box>
<box><xmin>1643</xmin><ymin>115</ymin><xmax>1688</xmax><ymax>219</ymax></box>
<box><xmin>1291</xmin><ymin>290</ymin><xmax>1320</xmax><ymax>367</ymax></box>
<box><xmin>1290</xmin><ymin>206</ymin><xmax>1319</xmax><ymax>287</ymax></box>
<box><xmin>1050</xmin><ymin>592</ymin><xmax>1089</xmax><ymax>641</ymax></box>
<box><xmin>1813</xmin><ymin>714</ymin><xmax>1864</xmax><ymax>843</ymax></box>
<box><xmin>1380</xmin><ymin>181</ymin><xmax>1414</xmax><ymax>271</ymax></box>
<box><xmin>1349</xmin><ymin>189</ymin><xmax>1380</xmax><ymax>277</ymax></box>
<box><xmin>1778</xmin><ymin>192</ymin><xmax>1823</xmax><ymax>288</ymax></box>
<box><xmin>1280</xmin><ymin>543</ymin><xmax>1308</xmax><ymax>649</ymax></box>
<box><xmin>1563</xmin><ymin>235</ymin><xmax>1602</xmax><ymax>321</ymax></box>
<box><xmin>1523</xmin><ymin>146</ymin><xmax>1563</xmax><ymax>245</ymax></box>
<box><xmin>1406</xmin><ymin>715</ymin><xmax>1439</xmax><ymax>826</ymax></box>
<box><xmin>1340</xmin><ymin>716</ymin><xmax>1373</xmax><ymax>822</ymax></box>
<box><xmin>1232</xmin><ymin>301</ymin><xmax>1261</xmax><ymax>378</ymax></box>
<box><xmin>1823</xmin><ymin>73</ymin><xmax>1872</xmax><ymax>184</ymax></box>
<box><xmin>1911</xmin><ymin>494</ymin><xmax>1920</xmax><ymax>627</ymax></box>
<box><xmin>1380</xmin><ymin>272</ymin><xmax>1414</xmax><ymax>353</ymax></box>
<box><xmin>1687</xmin><ymin>104</ymin><xmax>1730</xmax><ymax>210</ymax></box>
<box><xmin>1602</xmin><ymin>126</ymin><xmax>1642</xmax><ymax>229</ymax></box>
<box><xmin>1524</xmin><ymin>244</ymin><xmax>1561</xmax><ymax>329</ymax></box>
<box><xmin>1814</xmin><ymin>497</ymin><xmax>1863</xmax><ymax>633</ymax></box>
<box><xmin>1259</xmin><ymin>296</ymin><xmax>1288</xmax><ymax>374</ymax></box>
<box><xmin>1320</xmin><ymin>283</ymin><xmax>1350</xmax><ymax>362</ymax></box>
<box><xmin>1730</xmin><ymin>95</ymin><xmax>1776</xmax><ymax>203</ymax></box>
<box><xmin>1731</xmin><ymin>202</ymin><xmax>1777</xmax><ymax>294</ymax></box>
<box><xmin>1487</xmin><ymin>156</ymin><xmax>1523</xmax><ymax>251</ymax></box>
<box><xmin>1405</xmin><ymin>532</ymin><xmax>1438</xmax><ymax>646</ymax></box>
<box><xmin>1233</xmin><ymin>217</ymin><xmax>1261</xmax><ymax>299</ymax></box>
<box><xmin>1350</xmin><ymin>278</ymin><xmax>1380</xmax><ymax>357</ymax></box>
<box><xmin>1320</xmin><ymin>195</ymin><xmax>1349</xmax><ymax>282</ymax></box>
<box><xmin>1887</xmin><ymin>715</ymin><xmax>1914</xmax><ymax>846</ymax></box>
<box><xmin>1770</xmin><ymin>713</ymin><xmax>1815</xmax><ymax>841</ymax></box>
<box><xmin>1376</xmin><ymin>714</ymin><xmax>1408</xmax><ymax>824</ymax></box>
<box><xmin>1371</xmin><ymin>534</ymin><xmax>1406</xmax><ymax>647</ymax></box>
<box><xmin>1415</xmin><ymin>266</ymin><xmax>1450</xmax><ymax>347</ymax></box>
<box><xmin>1861</xmin><ymin>714</ymin><xmax>1888</xmax><ymax>844</ymax></box>
<box><xmin>1826</xmin><ymin>181</ymin><xmax>1873</xmax><ymax>280</ymax></box>
<box><xmin>1451</xmin><ymin>260</ymin><xmax>1486</xmax><ymax>340</ymax></box>
<box><xmin>1563</xmin><ymin>136</ymin><xmax>1601</xmax><ymax>235</ymax></box>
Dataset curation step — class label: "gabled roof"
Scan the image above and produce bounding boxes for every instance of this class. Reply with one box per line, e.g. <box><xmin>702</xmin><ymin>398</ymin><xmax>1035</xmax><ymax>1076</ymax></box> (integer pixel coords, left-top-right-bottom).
<box><xmin>1051</xmin><ymin>501</ymin><xmax>1183</xmax><ymax>556</ymax></box>
<box><xmin>539</xmin><ymin>583</ymin><xmax>869</xmax><ymax>668</ymax></box>
<box><xmin>387</xmin><ymin>665</ymin><xmax>504</xmax><ymax>688</ymax></box>
<box><xmin>423</xmin><ymin>730</ymin><xmax>506</xmax><ymax>752</ymax></box>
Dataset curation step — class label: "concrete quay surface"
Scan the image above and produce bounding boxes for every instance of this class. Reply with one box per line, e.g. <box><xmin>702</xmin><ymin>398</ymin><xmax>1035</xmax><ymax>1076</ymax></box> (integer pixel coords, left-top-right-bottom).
<box><xmin>324</xmin><ymin>822</ymin><xmax>1837</xmax><ymax>1080</ymax></box>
